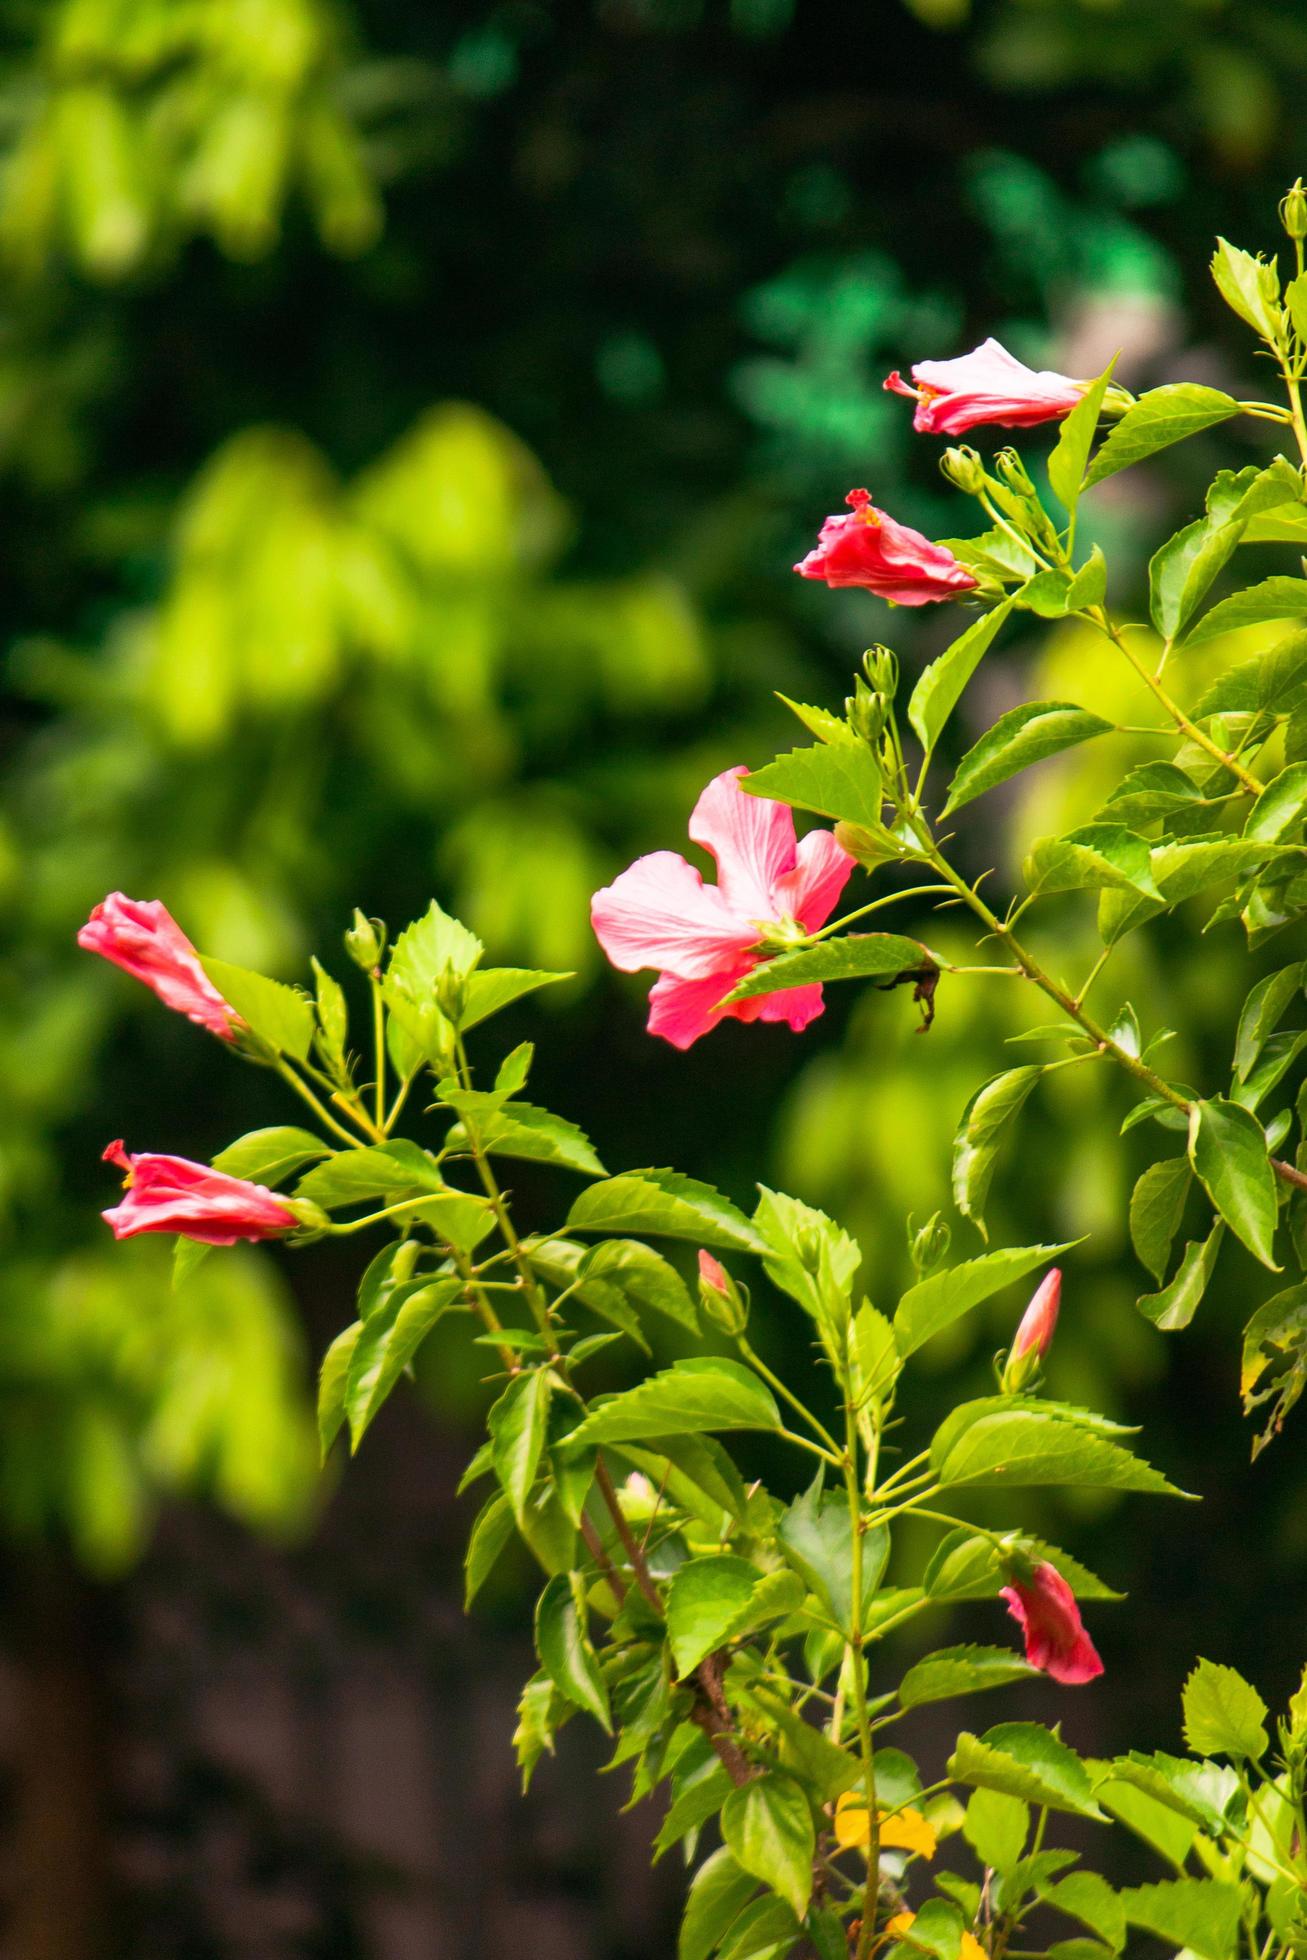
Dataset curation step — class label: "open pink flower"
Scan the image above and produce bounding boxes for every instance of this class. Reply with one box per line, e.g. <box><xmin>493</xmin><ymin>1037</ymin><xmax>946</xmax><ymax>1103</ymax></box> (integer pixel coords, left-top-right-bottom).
<box><xmin>884</xmin><ymin>338</ymin><xmax>1085</xmax><ymax>436</ymax></box>
<box><xmin>591</xmin><ymin>767</ymin><xmax>854</xmax><ymax>1050</ymax></box>
<box><xmin>794</xmin><ymin>490</ymin><xmax>977</xmax><ymax>605</ymax></box>
<box><xmin>100</xmin><ymin>1140</ymin><xmax>298</xmax><ymax>1246</ymax></box>
<box><xmin>1002</xmin><ymin>1563</ymin><xmax>1103</xmax><ymax>1686</ymax></box>
<box><xmin>78</xmin><ymin>894</ymin><xmax>236</xmax><ymax>1040</ymax></box>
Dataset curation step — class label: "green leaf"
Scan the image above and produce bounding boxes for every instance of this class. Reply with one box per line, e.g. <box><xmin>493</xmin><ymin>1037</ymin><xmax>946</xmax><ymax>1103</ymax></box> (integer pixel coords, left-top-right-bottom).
<box><xmin>388</xmin><ymin>898</ymin><xmax>483</xmax><ymax>999</ymax></box>
<box><xmin>890</xmin><ymin>1900</ymin><xmax>965</xmax><ymax>1960</ymax></box>
<box><xmin>908</xmin><ymin>598</ymin><xmax>1016</xmax><ymax>756</ymax></box>
<box><xmin>567</xmin><ymin>1169</ymin><xmax>763</xmax><ymax>1252</ymax></box>
<box><xmin>1100</xmin><ymin>761</ymin><xmax>1207</xmax><ymax>825</ymax></box>
<box><xmin>1025</xmin><ymin>826</ymin><xmax>1162</xmax><ymax>901</ymax></box>
<box><xmin>1048</xmin><ymin>361</ymin><xmax>1115</xmax><ymax>514</ymax></box>
<box><xmin>464</xmin><ymin>1490</ymin><xmax>514</xmax><ymax>1608</ymax></box>
<box><xmin>564</xmin><ymin>1359</ymin><xmax>781</xmax><ymax>1448</ymax></box>
<box><xmin>1187</xmin><ymin>1098</ymin><xmax>1279</xmax><ymax>1269</ymax></box>
<box><xmin>740</xmin><ymin>743</ymin><xmax>883</xmax><ymax>829</ymax></box>
<box><xmin>513</xmin><ymin>1673</ymin><xmax>567</xmax><ymax>1790</ymax></box>
<box><xmin>1085</xmin><ymin>384</ymin><xmax>1240</xmax><ymax>488</ymax></box>
<box><xmin>1193</xmin><ymin>629</ymin><xmax>1307</xmax><ymax>718</ymax></box>
<box><xmin>778</xmin><ymin>694</ymin><xmax>863</xmax><ymax>747</ymax></box>
<box><xmin>963</xmin><ymin>1789</ymin><xmax>1029</xmax><ymax>1873</ymax></box>
<box><xmin>717</xmin><ymin>1895</ymin><xmax>801</xmax><ymax>1960</ymax></box>
<box><xmin>1241</xmin><ymin>1282</ymin><xmax>1307</xmax><ymax>1452</ymax></box>
<box><xmin>894</xmin><ymin>1242</ymin><xmax>1074</xmax><ymax>1358</ymax></box>
<box><xmin>1184</xmin><ymin>574</ymin><xmax>1307</xmax><ymax>651</ymax></box>
<box><xmin>579</xmin><ymin>1239</ymin><xmax>699</xmax><ymax>1334</ymax></box>
<box><xmin>721</xmin><ymin>1774</ymin><xmax>814</xmax><ymax>1922</ymax></box>
<box><xmin>722</xmin><ymin>934</ymin><xmax>935</xmax><ymax>1005</ymax></box>
<box><xmin>1098</xmin><ymin>839</ymin><xmax>1288</xmax><ymax>945</ymax></box>
<box><xmin>295</xmin><ymin>1141</ymin><xmax>444</xmax><ymax>1208</ymax></box>
<box><xmin>535</xmin><ymin>1572</ymin><xmax>612</xmax><ymax>1731</ymax></box>
<box><xmin>489</xmin><ymin>1368</ymin><xmax>553</xmax><ymax>1523</ymax></box>
<box><xmin>898</xmin><ymin>1644</ymin><xmax>1037</xmax><ymax>1709</ymax></box>
<box><xmin>951</xmin><ymin>1069</ymin><xmax>1044</xmax><ymax>1234</ymax></box>
<box><xmin>1182</xmin><ymin>1658</ymin><xmax>1269</xmax><ymax>1761</ymax></box>
<box><xmin>943</xmin><ymin>703</ymin><xmax>1113</xmax><ymax>815</ymax></box>
<box><xmin>1107</xmin><ymin>1751</ymin><xmax>1238</xmax><ymax>1834</ymax></box>
<box><xmin>346</xmin><ymin>1278</ymin><xmax>462</xmax><ymax>1447</ymax></box>
<box><xmin>931</xmin><ymin>1405</ymin><xmax>1187</xmax><ymax>1496</ymax></box>
<box><xmin>317</xmin><ymin>1322</ymin><xmax>360</xmax><ymax>1462</ymax></box>
<box><xmin>1039</xmin><ymin>1874</ymin><xmax>1125</xmax><ymax>1953</ymax></box>
<box><xmin>665</xmin><ymin>1555</ymin><xmax>782</xmax><ymax>1678</ymax></box>
<box><xmin>1210</xmin><ymin>237</ymin><xmax>1282</xmax><ymax>341</ymax></box>
<box><xmin>1137</xmin><ymin>1223</ymin><xmax>1224</xmax><ymax>1331</ymax></box>
<box><xmin>1129</xmin><ymin>1157</ymin><xmax>1192</xmax><ymax>1286</ymax></box>
<box><xmin>311</xmin><ymin>956</ymin><xmax>348</xmax><ymax>1065</ymax></box>
<box><xmin>1120</xmin><ymin>1878</ymin><xmax>1243</xmax><ymax>1960</ymax></box>
<box><xmin>463</xmin><ymin>966</ymin><xmax>571</xmax><ymax>1028</ymax></box>
<box><xmin>1245</xmin><ymin>763</ymin><xmax>1307</xmax><ymax>843</ymax></box>
<box><xmin>776</xmin><ymin>1473</ymin><xmax>888</xmax><ymax>1635</ymax></box>
<box><xmin>446</xmin><ymin>1095</ymin><xmax>605</xmax><ymax>1176</ymax></box>
<box><xmin>679</xmin><ymin>1848</ymin><xmax>758</xmax><ymax>1960</ymax></box>
<box><xmin>923</xmin><ymin>1526</ymin><xmax>1121</xmax><ymax>1602</ymax></box>
<box><xmin>754</xmin><ymin>1186</ymin><xmax>861</xmax><ymax>1358</ymax></box>
<box><xmin>949</xmin><ymin>1723</ymin><xmax>1104</xmax><ymax>1820</ymax></box>
<box><xmin>200</xmin><ymin>956</ymin><xmax>315</xmax><ymax>1059</ymax></box>
<box><xmin>212</xmin><ymin>1125</ymin><xmax>330</xmax><ymax>1186</ymax></box>
<box><xmin>1092</xmin><ymin>1772</ymin><xmax>1198</xmax><ymax>1869</ymax></box>
<box><xmin>1149</xmin><ymin>514</ymin><xmax>1244</xmax><ymax>641</ymax></box>
<box><xmin>1235</xmin><ymin>962</ymin><xmax>1304</xmax><ymax>1077</ymax></box>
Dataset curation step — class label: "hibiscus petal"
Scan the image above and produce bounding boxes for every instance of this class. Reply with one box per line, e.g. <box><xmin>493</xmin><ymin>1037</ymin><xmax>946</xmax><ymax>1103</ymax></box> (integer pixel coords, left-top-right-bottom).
<box><xmin>591</xmin><ymin>851</ymin><xmax>757</xmax><ymax>979</ymax></box>
<box><xmin>774</xmin><ymin>828</ymin><xmax>855</xmax><ymax>932</ymax></box>
<box><xmin>754</xmin><ymin>982</ymin><xmax>826</xmax><ymax>1032</ymax></box>
<box><xmin>688</xmin><ymin>767</ymin><xmax>797</xmax><ymax>919</ymax></box>
<box><xmin>646</xmin><ymin>968</ymin><xmax>751</xmax><ymax>1049</ymax></box>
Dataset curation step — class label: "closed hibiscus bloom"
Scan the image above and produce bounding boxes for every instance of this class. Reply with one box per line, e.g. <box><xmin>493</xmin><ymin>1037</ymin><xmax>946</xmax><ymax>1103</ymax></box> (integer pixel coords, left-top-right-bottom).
<box><xmin>591</xmin><ymin>766</ymin><xmax>854</xmax><ymax>1050</ymax></box>
<box><xmin>884</xmin><ymin>337</ymin><xmax>1085</xmax><ymax>435</ymax></box>
<box><xmin>1002</xmin><ymin>1562</ymin><xmax>1103</xmax><ymax>1686</ymax></box>
<box><xmin>794</xmin><ymin>489</ymin><xmax>977</xmax><ymax>605</ymax></box>
<box><xmin>100</xmin><ymin>1141</ymin><xmax>298</xmax><ymax>1246</ymax></box>
<box><xmin>78</xmin><ymin>893</ymin><xmax>236</xmax><ymax>1039</ymax></box>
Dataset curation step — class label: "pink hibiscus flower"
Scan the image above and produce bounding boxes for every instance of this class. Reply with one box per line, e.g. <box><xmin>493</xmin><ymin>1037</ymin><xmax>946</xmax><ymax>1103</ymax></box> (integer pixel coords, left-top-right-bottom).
<box><xmin>591</xmin><ymin>768</ymin><xmax>854</xmax><ymax>1050</ymax></box>
<box><xmin>884</xmin><ymin>337</ymin><xmax>1085</xmax><ymax>436</ymax></box>
<box><xmin>794</xmin><ymin>489</ymin><xmax>977</xmax><ymax>605</ymax></box>
<box><xmin>1002</xmin><ymin>1562</ymin><xmax>1103</xmax><ymax>1686</ymax></box>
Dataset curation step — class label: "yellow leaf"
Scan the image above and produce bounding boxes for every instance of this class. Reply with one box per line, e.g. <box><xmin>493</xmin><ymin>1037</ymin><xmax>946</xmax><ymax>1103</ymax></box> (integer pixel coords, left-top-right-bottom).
<box><xmin>832</xmin><ymin>1796</ymin><xmax>937</xmax><ymax>1859</ymax></box>
<box><xmin>884</xmin><ymin>1911</ymin><xmax>986</xmax><ymax>1960</ymax></box>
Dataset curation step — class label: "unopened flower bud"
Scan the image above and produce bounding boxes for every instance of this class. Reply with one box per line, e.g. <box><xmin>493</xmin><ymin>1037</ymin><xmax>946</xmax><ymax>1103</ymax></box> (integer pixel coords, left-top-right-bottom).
<box><xmin>939</xmin><ymin>445</ymin><xmax>987</xmax><ymax>496</ymax></box>
<box><xmin>435</xmin><ymin>967</ymin><xmax>469</xmax><ymax>1023</ymax></box>
<box><xmin>863</xmin><ymin>645</ymin><xmax>899</xmax><ymax>697</ymax></box>
<box><xmin>994</xmin><ymin>448</ymin><xmax>1037</xmax><ymax>499</ymax></box>
<box><xmin>345</xmin><ymin>909</ymin><xmax>385</xmax><ymax>972</ymax></box>
<box><xmin>1001</xmin><ymin>1268</ymin><xmax>1061</xmax><ymax>1392</ymax></box>
<box><xmin>846</xmin><ymin>677</ymin><xmax>889</xmax><ymax>746</ymax></box>
<box><xmin>908</xmin><ymin>1210</ymin><xmax>951</xmax><ymax>1278</ymax></box>
<box><xmin>1282</xmin><ymin>180</ymin><xmax>1307</xmax><ymax>242</ymax></box>
<box><xmin>697</xmin><ymin>1250</ymin><xmax>749</xmax><ymax>1334</ymax></box>
<box><xmin>285</xmin><ymin>1197</ymin><xmax>332</xmax><ymax>1236</ymax></box>
<box><xmin>833</xmin><ymin>821</ymin><xmax>898</xmax><ymax>871</ymax></box>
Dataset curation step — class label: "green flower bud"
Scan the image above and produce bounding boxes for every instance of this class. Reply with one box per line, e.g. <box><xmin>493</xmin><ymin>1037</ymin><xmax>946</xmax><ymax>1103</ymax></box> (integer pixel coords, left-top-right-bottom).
<box><xmin>846</xmin><ymin>676</ymin><xmax>889</xmax><ymax>746</ymax></box>
<box><xmin>993</xmin><ymin>448</ymin><xmax>1036</xmax><ymax>499</ymax></box>
<box><xmin>1282</xmin><ymin>180</ymin><xmax>1307</xmax><ymax>242</ymax></box>
<box><xmin>345</xmin><ymin>909</ymin><xmax>385</xmax><ymax>972</ymax></box>
<box><xmin>286</xmin><ymin>1197</ymin><xmax>332</xmax><ymax>1236</ymax></box>
<box><xmin>908</xmin><ymin>1210</ymin><xmax>950</xmax><ymax>1278</ymax></box>
<box><xmin>435</xmin><ymin>968</ymin><xmax>469</xmax><ymax>1023</ymax></box>
<box><xmin>863</xmin><ymin>644</ymin><xmax>899</xmax><ymax>698</ymax></box>
<box><xmin>939</xmin><ymin>445</ymin><xmax>987</xmax><ymax>496</ymax></box>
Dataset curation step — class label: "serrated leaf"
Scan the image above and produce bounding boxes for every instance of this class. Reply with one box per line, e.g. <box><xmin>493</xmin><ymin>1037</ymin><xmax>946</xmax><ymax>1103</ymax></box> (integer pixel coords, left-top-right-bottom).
<box><xmin>1188</xmin><ymin>1098</ymin><xmax>1278</xmax><ymax>1269</ymax></box>
<box><xmin>1100</xmin><ymin>761</ymin><xmax>1207</xmax><ymax>825</ymax></box>
<box><xmin>1194</xmin><ymin>629</ymin><xmax>1307</xmax><ymax>718</ymax></box>
<box><xmin>1107</xmin><ymin>1750</ymin><xmax>1238</xmax><ymax>1833</ymax></box>
<box><xmin>894</xmin><ymin>1243</ymin><xmax>1074</xmax><ymax>1358</ymax></box>
<box><xmin>679</xmin><ymin>1848</ymin><xmax>757</xmax><ymax>1960</ymax></box>
<box><xmin>1048</xmin><ymin>361</ymin><xmax>1115</xmax><ymax>515</ymax></box>
<box><xmin>943</xmin><ymin>703</ymin><xmax>1113</xmax><ymax>815</ymax></box>
<box><xmin>1025</xmin><ymin>826</ymin><xmax>1162</xmax><ymax>901</ymax></box>
<box><xmin>898</xmin><ymin>1645</ymin><xmax>1037</xmax><ymax>1709</ymax></box>
<box><xmin>1235</xmin><ymin>962</ymin><xmax>1305</xmax><ymax>1077</ymax></box>
<box><xmin>931</xmin><ymin>1405</ymin><xmax>1186</xmax><ymax>1496</ymax></box>
<box><xmin>489</xmin><ymin>1368</ymin><xmax>553</xmax><ymax>1522</ymax></box>
<box><xmin>1120</xmin><ymin>1877</ymin><xmax>1242</xmax><ymax>1960</ymax></box>
<box><xmin>776</xmin><ymin>1472</ymin><xmax>888</xmax><ymax>1635</ymax></box>
<box><xmin>754</xmin><ymin>1186</ymin><xmax>860</xmax><ymax>1357</ymax></box>
<box><xmin>908</xmin><ymin>598</ymin><xmax>1016</xmax><ymax>756</ymax></box>
<box><xmin>311</xmin><ymin>956</ymin><xmax>348</xmax><ymax>1064</ymax></box>
<box><xmin>951</xmin><ymin>1070</ymin><xmax>1044</xmax><ymax>1233</ymax></box>
<box><xmin>200</xmin><ymin>956</ymin><xmax>315</xmax><ymax>1059</ymax></box>
<box><xmin>949</xmin><ymin>1724</ymin><xmax>1103</xmax><ymax>1820</ymax></box>
<box><xmin>1182</xmin><ymin>1658</ymin><xmax>1269</xmax><ymax>1760</ymax></box>
<box><xmin>963</xmin><ymin>1788</ymin><xmax>1029</xmax><ymax>1873</ymax></box>
<box><xmin>564</xmin><ymin>1358</ymin><xmax>781</xmax><ymax>1448</ymax></box>
<box><xmin>213</xmin><ymin>1125</ymin><xmax>330</xmax><ymax>1186</ymax></box>
<box><xmin>1137</xmin><ymin>1223</ymin><xmax>1224</xmax><ymax>1332</ymax></box>
<box><xmin>295</xmin><ymin>1140</ymin><xmax>445</xmax><ymax>1208</ymax></box>
<box><xmin>1184</xmin><ymin>574</ymin><xmax>1307</xmax><ymax>651</ymax></box>
<box><xmin>1039</xmin><ymin>1874</ymin><xmax>1125</xmax><ymax>1953</ymax></box>
<box><xmin>923</xmin><ymin>1526</ymin><xmax>1121</xmax><ymax>1602</ymax></box>
<box><xmin>1245</xmin><ymin>764</ymin><xmax>1307</xmax><ymax>844</ymax></box>
<box><xmin>567</xmin><ymin>1169</ymin><xmax>762</xmax><ymax>1252</ymax></box>
<box><xmin>1129</xmin><ymin>1157</ymin><xmax>1192</xmax><ymax>1286</ymax></box>
<box><xmin>721</xmin><ymin>1774</ymin><xmax>814</xmax><ymax>1922</ymax></box>
<box><xmin>535</xmin><ymin>1572</ymin><xmax>611</xmax><ymax>1731</ymax></box>
<box><xmin>1211</xmin><ymin>237</ymin><xmax>1281</xmax><ymax>341</ymax></box>
<box><xmin>317</xmin><ymin>1322</ymin><xmax>360</xmax><ymax>1462</ymax></box>
<box><xmin>346</xmin><ymin>1278</ymin><xmax>462</xmax><ymax>1448</ymax></box>
<box><xmin>579</xmin><ymin>1238</ymin><xmax>699</xmax><ymax>1334</ymax></box>
<box><xmin>665</xmin><ymin>1555</ymin><xmax>776</xmax><ymax>1678</ymax></box>
<box><xmin>722</xmin><ymin>933</ymin><xmax>935</xmax><ymax>1005</ymax></box>
<box><xmin>740</xmin><ymin>743</ymin><xmax>884</xmax><ymax>829</ymax></box>
<box><xmin>1241</xmin><ymin>1282</ymin><xmax>1307</xmax><ymax>1452</ymax></box>
<box><xmin>1149</xmin><ymin>514</ymin><xmax>1245</xmax><ymax>641</ymax></box>
<box><xmin>447</xmin><ymin>1095</ymin><xmax>605</xmax><ymax>1176</ymax></box>
<box><xmin>463</xmin><ymin>966</ymin><xmax>571</xmax><ymax>1027</ymax></box>
<box><xmin>465</xmin><ymin>1490</ymin><xmax>514</xmax><ymax>1608</ymax></box>
<box><xmin>1085</xmin><ymin>384</ymin><xmax>1240</xmax><ymax>488</ymax></box>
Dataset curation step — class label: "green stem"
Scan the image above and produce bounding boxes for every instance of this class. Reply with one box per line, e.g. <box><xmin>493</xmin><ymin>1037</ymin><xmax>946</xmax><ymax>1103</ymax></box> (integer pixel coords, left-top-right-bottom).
<box><xmin>1087</xmin><ymin>608</ymin><xmax>1264</xmax><ymax>795</ymax></box>
<box><xmin>845</xmin><ymin>1390</ymin><xmax>878</xmax><ymax>1960</ymax></box>
<box><xmin>737</xmin><ymin>1335</ymin><xmax>843</xmax><ymax>1456</ymax></box>
<box><xmin>273</xmin><ymin>1058</ymin><xmax>371</xmax><ymax>1149</ymax></box>
<box><xmin>329</xmin><ymin>1193</ymin><xmax>483</xmax><ymax>1235</ymax></box>
<box><xmin>384</xmin><ymin>1065</ymin><xmax>420</xmax><ymax>1134</ymax></box>
<box><xmin>804</xmin><ymin>886</ymin><xmax>955</xmax><ymax>943</ymax></box>
<box><xmin>371</xmin><ymin>978</ymin><xmax>386</xmax><ymax>1132</ymax></box>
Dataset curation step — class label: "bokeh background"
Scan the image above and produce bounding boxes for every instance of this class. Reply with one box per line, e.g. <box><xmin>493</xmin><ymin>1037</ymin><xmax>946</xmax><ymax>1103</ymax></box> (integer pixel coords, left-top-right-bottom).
<box><xmin>4</xmin><ymin>1</ymin><xmax>1307</xmax><ymax>1953</ymax></box>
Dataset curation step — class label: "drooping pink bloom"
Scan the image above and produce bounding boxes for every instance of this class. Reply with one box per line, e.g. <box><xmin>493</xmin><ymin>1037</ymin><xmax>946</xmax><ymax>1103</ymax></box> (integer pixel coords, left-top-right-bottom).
<box><xmin>884</xmin><ymin>337</ymin><xmax>1085</xmax><ymax>436</ymax></box>
<box><xmin>591</xmin><ymin>767</ymin><xmax>854</xmax><ymax>1050</ymax></box>
<box><xmin>100</xmin><ymin>1140</ymin><xmax>298</xmax><ymax>1246</ymax></box>
<box><xmin>78</xmin><ymin>894</ymin><xmax>236</xmax><ymax>1039</ymax></box>
<box><xmin>794</xmin><ymin>490</ymin><xmax>977</xmax><ymax>605</ymax></box>
<box><xmin>1013</xmin><ymin>1268</ymin><xmax>1061</xmax><ymax>1363</ymax></box>
<box><xmin>1002</xmin><ymin>1562</ymin><xmax>1103</xmax><ymax>1686</ymax></box>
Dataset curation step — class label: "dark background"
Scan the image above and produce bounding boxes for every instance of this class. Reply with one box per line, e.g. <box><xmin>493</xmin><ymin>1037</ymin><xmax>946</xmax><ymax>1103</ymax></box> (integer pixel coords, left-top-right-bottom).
<box><xmin>2</xmin><ymin>0</ymin><xmax>1306</xmax><ymax>1951</ymax></box>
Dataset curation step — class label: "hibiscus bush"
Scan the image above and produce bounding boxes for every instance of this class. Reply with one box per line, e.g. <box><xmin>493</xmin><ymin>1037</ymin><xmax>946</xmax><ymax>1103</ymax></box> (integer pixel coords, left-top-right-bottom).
<box><xmin>84</xmin><ymin>188</ymin><xmax>1307</xmax><ymax>1959</ymax></box>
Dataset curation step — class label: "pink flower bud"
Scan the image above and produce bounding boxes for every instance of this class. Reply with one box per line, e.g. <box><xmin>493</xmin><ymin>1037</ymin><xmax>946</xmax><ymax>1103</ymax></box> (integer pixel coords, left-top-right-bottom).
<box><xmin>698</xmin><ymin>1250</ymin><xmax>729</xmax><ymax>1295</ymax></box>
<box><xmin>793</xmin><ymin>490</ymin><xmax>978</xmax><ymax>606</ymax></box>
<box><xmin>884</xmin><ymin>338</ymin><xmax>1086</xmax><ymax>436</ymax></box>
<box><xmin>78</xmin><ymin>894</ymin><xmax>236</xmax><ymax>1040</ymax></box>
<box><xmin>1001</xmin><ymin>1562</ymin><xmax>1103</xmax><ymax>1686</ymax></box>
<box><xmin>1013</xmin><ymin>1268</ymin><xmax>1061</xmax><ymax>1363</ymax></box>
<box><xmin>697</xmin><ymin>1249</ymin><xmax>748</xmax><ymax>1335</ymax></box>
<box><xmin>100</xmin><ymin>1141</ymin><xmax>298</xmax><ymax>1246</ymax></box>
